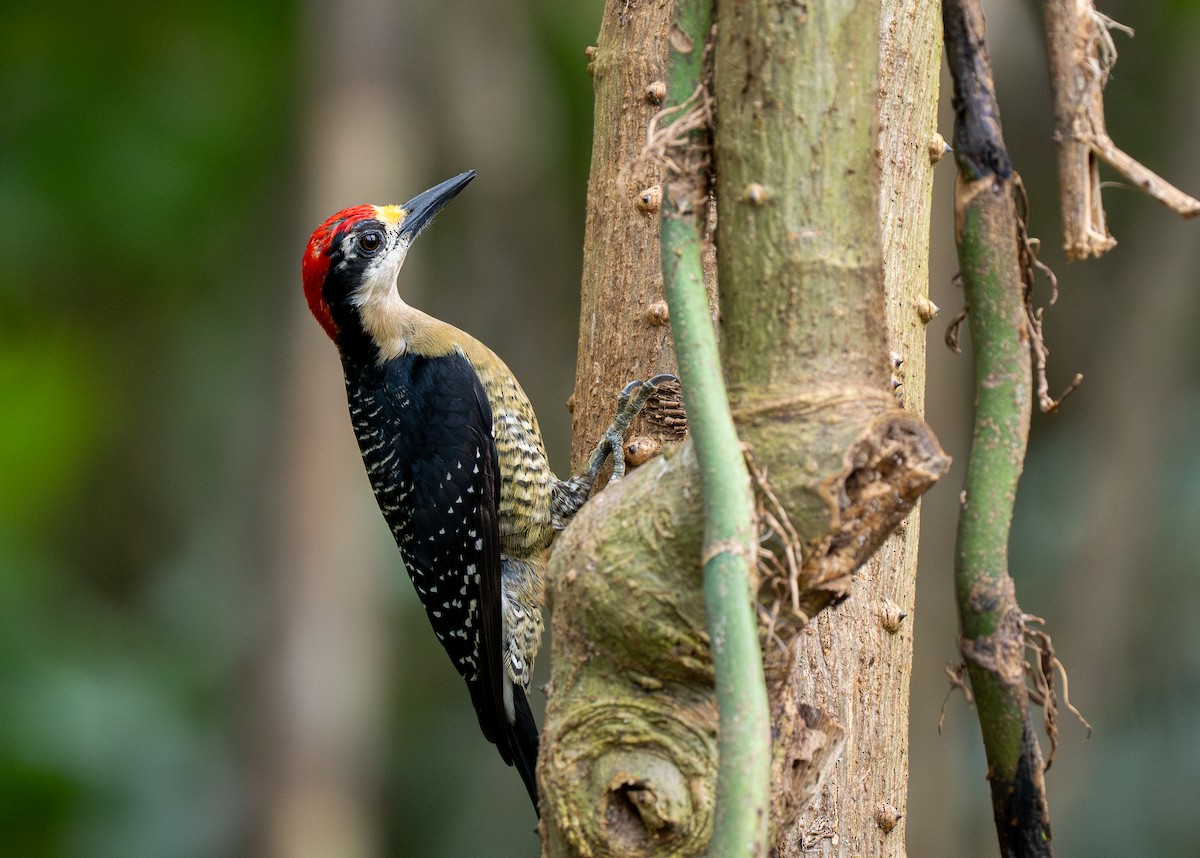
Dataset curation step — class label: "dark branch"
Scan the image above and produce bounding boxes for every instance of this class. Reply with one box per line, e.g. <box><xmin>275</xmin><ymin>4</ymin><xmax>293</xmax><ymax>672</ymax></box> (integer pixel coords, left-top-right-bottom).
<box><xmin>943</xmin><ymin>0</ymin><xmax>1012</xmax><ymax>180</ymax></box>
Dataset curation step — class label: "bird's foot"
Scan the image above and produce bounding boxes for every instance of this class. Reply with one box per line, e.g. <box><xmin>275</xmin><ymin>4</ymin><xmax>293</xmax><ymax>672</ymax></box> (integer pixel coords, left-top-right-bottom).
<box><xmin>585</xmin><ymin>373</ymin><xmax>678</xmax><ymax>484</ymax></box>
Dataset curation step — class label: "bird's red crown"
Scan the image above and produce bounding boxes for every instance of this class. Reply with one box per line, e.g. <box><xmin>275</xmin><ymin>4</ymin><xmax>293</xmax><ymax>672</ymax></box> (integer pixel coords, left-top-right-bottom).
<box><xmin>302</xmin><ymin>204</ymin><xmax>378</xmax><ymax>341</ymax></box>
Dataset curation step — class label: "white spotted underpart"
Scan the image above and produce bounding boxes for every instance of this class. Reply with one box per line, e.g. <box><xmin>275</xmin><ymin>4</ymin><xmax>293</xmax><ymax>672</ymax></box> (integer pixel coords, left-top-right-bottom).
<box><xmin>342</xmin><ymin>341</ymin><xmax>555</xmax><ymax>709</ymax></box>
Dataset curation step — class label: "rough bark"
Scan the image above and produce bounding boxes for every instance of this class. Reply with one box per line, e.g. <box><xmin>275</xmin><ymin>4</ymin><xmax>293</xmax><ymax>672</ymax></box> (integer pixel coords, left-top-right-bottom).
<box><xmin>543</xmin><ymin>2</ymin><xmax>946</xmax><ymax>856</ymax></box>
<box><xmin>785</xmin><ymin>2</ymin><xmax>944</xmax><ymax>855</ymax></box>
<box><xmin>568</xmin><ymin>0</ymin><xmax>687</xmax><ymax>476</ymax></box>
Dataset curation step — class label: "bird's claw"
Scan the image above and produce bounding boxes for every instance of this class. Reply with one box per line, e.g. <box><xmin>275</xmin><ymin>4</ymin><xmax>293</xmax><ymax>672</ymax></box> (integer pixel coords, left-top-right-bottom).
<box><xmin>586</xmin><ymin>373</ymin><xmax>678</xmax><ymax>485</ymax></box>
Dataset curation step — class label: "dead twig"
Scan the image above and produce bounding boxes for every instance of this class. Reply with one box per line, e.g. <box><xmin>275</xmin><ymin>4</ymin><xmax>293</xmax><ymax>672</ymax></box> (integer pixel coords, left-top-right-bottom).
<box><xmin>1043</xmin><ymin>0</ymin><xmax>1200</xmax><ymax>260</ymax></box>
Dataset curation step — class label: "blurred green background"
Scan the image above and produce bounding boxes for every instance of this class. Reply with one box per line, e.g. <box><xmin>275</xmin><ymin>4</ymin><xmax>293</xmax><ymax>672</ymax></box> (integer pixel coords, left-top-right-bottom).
<box><xmin>1</xmin><ymin>0</ymin><xmax>1197</xmax><ymax>856</ymax></box>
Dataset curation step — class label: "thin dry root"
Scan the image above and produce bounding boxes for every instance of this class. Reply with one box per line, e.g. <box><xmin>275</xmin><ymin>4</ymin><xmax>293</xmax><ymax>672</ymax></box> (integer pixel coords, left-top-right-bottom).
<box><xmin>619</xmin><ymin>83</ymin><xmax>714</xmax><ymax>218</ymax></box>
<box><xmin>939</xmin><ymin>618</ymin><xmax>1090</xmax><ymax>772</ymax></box>
<box><xmin>950</xmin><ymin>177</ymin><xmax>1082</xmax><ymax>408</ymax></box>
<box><xmin>746</xmin><ymin>444</ymin><xmax>809</xmax><ymax>642</ymax></box>
<box><xmin>939</xmin><ymin>661</ymin><xmax>974</xmax><ymax>734</ymax></box>
<box><xmin>1013</xmin><ymin>178</ymin><xmax>1084</xmax><ymax>413</ymax></box>
<box><xmin>944</xmin><ymin>273</ymin><xmax>967</xmax><ymax>353</ymax></box>
<box><xmin>1023</xmin><ymin>614</ymin><xmax>1093</xmax><ymax>770</ymax></box>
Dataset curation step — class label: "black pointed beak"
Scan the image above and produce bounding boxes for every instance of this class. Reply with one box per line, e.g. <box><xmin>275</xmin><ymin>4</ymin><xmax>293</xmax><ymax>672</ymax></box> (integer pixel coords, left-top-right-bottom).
<box><xmin>399</xmin><ymin>171</ymin><xmax>475</xmax><ymax>240</ymax></box>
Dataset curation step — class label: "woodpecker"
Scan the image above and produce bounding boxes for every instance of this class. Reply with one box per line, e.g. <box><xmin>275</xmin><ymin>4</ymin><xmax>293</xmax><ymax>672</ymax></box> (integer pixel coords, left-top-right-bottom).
<box><xmin>302</xmin><ymin>171</ymin><xmax>671</xmax><ymax>811</ymax></box>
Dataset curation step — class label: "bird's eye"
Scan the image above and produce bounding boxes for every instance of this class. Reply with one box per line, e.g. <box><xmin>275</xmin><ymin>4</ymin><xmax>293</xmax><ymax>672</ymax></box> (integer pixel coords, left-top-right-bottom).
<box><xmin>357</xmin><ymin>231</ymin><xmax>384</xmax><ymax>254</ymax></box>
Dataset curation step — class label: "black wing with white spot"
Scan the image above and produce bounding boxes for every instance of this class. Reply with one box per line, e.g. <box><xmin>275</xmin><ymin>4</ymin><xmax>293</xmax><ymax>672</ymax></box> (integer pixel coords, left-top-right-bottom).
<box><xmin>347</xmin><ymin>351</ymin><xmax>510</xmax><ymax>758</ymax></box>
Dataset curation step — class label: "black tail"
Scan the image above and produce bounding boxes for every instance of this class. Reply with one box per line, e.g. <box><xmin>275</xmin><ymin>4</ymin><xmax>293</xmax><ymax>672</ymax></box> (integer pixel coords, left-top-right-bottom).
<box><xmin>511</xmin><ymin>685</ymin><xmax>541</xmax><ymax>814</ymax></box>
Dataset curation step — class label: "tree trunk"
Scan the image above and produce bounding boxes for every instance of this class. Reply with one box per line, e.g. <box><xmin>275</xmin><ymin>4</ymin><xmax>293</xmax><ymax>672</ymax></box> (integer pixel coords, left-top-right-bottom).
<box><xmin>783</xmin><ymin>3</ymin><xmax>944</xmax><ymax>855</ymax></box>
<box><xmin>543</xmin><ymin>1</ymin><xmax>945</xmax><ymax>855</ymax></box>
<box><xmin>568</xmin><ymin>0</ymin><xmax>685</xmax><ymax>473</ymax></box>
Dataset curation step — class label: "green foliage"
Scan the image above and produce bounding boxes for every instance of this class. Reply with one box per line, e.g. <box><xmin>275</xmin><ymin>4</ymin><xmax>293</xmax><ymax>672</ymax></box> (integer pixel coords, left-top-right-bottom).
<box><xmin>0</xmin><ymin>2</ymin><xmax>292</xmax><ymax>853</ymax></box>
<box><xmin>0</xmin><ymin>334</ymin><xmax>109</xmax><ymax>535</ymax></box>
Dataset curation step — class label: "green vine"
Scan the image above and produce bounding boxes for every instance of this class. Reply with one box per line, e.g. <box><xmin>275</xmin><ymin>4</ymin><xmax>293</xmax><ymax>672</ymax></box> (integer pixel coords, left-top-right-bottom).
<box><xmin>659</xmin><ymin>0</ymin><xmax>770</xmax><ymax>854</ymax></box>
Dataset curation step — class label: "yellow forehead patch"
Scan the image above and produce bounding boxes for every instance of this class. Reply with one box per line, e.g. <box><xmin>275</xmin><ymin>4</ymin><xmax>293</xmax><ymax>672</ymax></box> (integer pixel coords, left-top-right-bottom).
<box><xmin>373</xmin><ymin>205</ymin><xmax>407</xmax><ymax>227</ymax></box>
